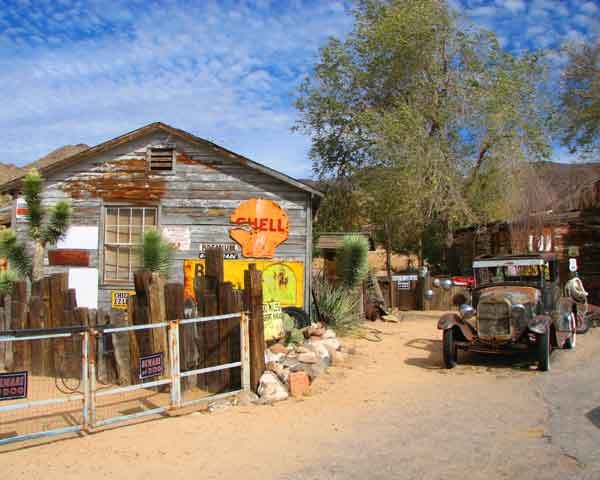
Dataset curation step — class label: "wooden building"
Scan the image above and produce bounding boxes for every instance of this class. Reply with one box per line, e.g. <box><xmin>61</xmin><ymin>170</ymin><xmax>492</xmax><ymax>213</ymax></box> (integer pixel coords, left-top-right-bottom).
<box><xmin>0</xmin><ymin>122</ymin><xmax>322</xmax><ymax>313</ymax></box>
<box><xmin>448</xmin><ymin>177</ymin><xmax>600</xmax><ymax>304</ymax></box>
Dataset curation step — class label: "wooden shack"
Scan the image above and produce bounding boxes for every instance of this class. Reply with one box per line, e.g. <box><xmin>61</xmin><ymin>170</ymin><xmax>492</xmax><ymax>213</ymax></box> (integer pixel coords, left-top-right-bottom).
<box><xmin>448</xmin><ymin>177</ymin><xmax>600</xmax><ymax>304</ymax></box>
<box><xmin>0</xmin><ymin>122</ymin><xmax>322</xmax><ymax>314</ymax></box>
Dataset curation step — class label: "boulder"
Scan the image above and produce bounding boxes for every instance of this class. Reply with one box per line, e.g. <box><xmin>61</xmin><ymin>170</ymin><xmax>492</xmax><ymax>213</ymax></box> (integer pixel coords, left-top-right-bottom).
<box><xmin>321</xmin><ymin>338</ymin><xmax>341</xmax><ymax>352</ymax></box>
<box><xmin>265</xmin><ymin>350</ymin><xmax>284</xmax><ymax>364</ymax></box>
<box><xmin>323</xmin><ymin>329</ymin><xmax>337</xmax><ymax>339</ymax></box>
<box><xmin>307</xmin><ymin>341</ymin><xmax>331</xmax><ymax>366</ymax></box>
<box><xmin>257</xmin><ymin>371</ymin><xmax>289</xmax><ymax>402</ymax></box>
<box><xmin>269</xmin><ymin>343</ymin><xmax>287</xmax><ymax>355</ymax></box>
<box><xmin>298</xmin><ymin>351</ymin><xmax>319</xmax><ymax>364</ymax></box>
<box><xmin>266</xmin><ymin>361</ymin><xmax>290</xmax><ymax>385</ymax></box>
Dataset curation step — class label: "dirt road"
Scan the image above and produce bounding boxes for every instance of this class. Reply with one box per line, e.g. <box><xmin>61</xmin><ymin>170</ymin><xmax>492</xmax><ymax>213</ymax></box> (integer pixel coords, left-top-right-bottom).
<box><xmin>3</xmin><ymin>312</ymin><xmax>599</xmax><ymax>479</ymax></box>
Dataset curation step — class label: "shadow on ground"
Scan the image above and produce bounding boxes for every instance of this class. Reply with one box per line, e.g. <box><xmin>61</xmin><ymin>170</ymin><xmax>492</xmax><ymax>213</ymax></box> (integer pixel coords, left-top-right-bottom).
<box><xmin>403</xmin><ymin>338</ymin><xmax>539</xmax><ymax>372</ymax></box>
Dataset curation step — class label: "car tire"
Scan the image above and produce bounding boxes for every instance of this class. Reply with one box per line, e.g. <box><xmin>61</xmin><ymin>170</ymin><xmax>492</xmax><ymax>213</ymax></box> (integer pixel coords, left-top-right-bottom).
<box><xmin>442</xmin><ymin>328</ymin><xmax>457</xmax><ymax>369</ymax></box>
<box><xmin>538</xmin><ymin>328</ymin><xmax>551</xmax><ymax>372</ymax></box>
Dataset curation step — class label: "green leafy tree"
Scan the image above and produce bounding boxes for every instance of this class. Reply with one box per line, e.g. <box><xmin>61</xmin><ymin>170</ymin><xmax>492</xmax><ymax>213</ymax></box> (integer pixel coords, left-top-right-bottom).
<box><xmin>0</xmin><ymin>169</ymin><xmax>71</xmax><ymax>281</ymax></box>
<box><xmin>560</xmin><ymin>39</ymin><xmax>600</xmax><ymax>155</ymax></box>
<box><xmin>140</xmin><ymin>228</ymin><xmax>174</xmax><ymax>278</ymax></box>
<box><xmin>296</xmin><ymin>0</ymin><xmax>550</xmax><ymax>266</ymax></box>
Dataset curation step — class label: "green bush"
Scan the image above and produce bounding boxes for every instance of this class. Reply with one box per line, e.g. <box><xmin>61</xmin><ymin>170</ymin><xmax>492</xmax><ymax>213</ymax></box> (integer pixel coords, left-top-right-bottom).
<box><xmin>140</xmin><ymin>228</ymin><xmax>174</xmax><ymax>278</ymax></box>
<box><xmin>0</xmin><ymin>270</ymin><xmax>18</xmax><ymax>296</ymax></box>
<box><xmin>312</xmin><ymin>275</ymin><xmax>361</xmax><ymax>336</ymax></box>
<box><xmin>336</xmin><ymin>234</ymin><xmax>369</xmax><ymax>289</ymax></box>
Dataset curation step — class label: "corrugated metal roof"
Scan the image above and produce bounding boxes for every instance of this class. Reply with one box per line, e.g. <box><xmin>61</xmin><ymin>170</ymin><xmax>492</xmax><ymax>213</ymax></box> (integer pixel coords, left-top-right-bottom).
<box><xmin>317</xmin><ymin>232</ymin><xmax>374</xmax><ymax>251</ymax></box>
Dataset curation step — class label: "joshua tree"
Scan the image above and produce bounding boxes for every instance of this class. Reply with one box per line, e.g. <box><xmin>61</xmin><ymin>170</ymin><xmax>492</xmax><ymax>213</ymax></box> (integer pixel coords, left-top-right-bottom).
<box><xmin>140</xmin><ymin>228</ymin><xmax>174</xmax><ymax>278</ymax></box>
<box><xmin>0</xmin><ymin>169</ymin><xmax>71</xmax><ymax>282</ymax></box>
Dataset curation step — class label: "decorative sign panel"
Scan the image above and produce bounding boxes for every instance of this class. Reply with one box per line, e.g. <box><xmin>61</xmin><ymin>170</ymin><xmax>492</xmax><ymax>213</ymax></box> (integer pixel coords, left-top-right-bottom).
<box><xmin>229</xmin><ymin>199</ymin><xmax>289</xmax><ymax>258</ymax></box>
<box><xmin>199</xmin><ymin>243</ymin><xmax>240</xmax><ymax>259</ymax></box>
<box><xmin>139</xmin><ymin>352</ymin><xmax>164</xmax><ymax>380</ymax></box>
<box><xmin>112</xmin><ymin>290</ymin><xmax>135</xmax><ymax>310</ymax></box>
<box><xmin>48</xmin><ymin>249</ymin><xmax>90</xmax><ymax>267</ymax></box>
<box><xmin>162</xmin><ymin>226</ymin><xmax>191</xmax><ymax>251</ymax></box>
<box><xmin>0</xmin><ymin>371</ymin><xmax>28</xmax><ymax>401</ymax></box>
<box><xmin>263</xmin><ymin>301</ymin><xmax>284</xmax><ymax>342</ymax></box>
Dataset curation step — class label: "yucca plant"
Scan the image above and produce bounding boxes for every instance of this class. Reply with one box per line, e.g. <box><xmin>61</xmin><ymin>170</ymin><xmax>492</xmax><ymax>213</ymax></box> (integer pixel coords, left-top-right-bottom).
<box><xmin>311</xmin><ymin>274</ymin><xmax>361</xmax><ymax>336</ymax></box>
<box><xmin>0</xmin><ymin>270</ymin><xmax>18</xmax><ymax>296</ymax></box>
<box><xmin>0</xmin><ymin>169</ymin><xmax>71</xmax><ymax>281</ymax></box>
<box><xmin>140</xmin><ymin>228</ymin><xmax>174</xmax><ymax>278</ymax></box>
<box><xmin>336</xmin><ymin>234</ymin><xmax>369</xmax><ymax>289</ymax></box>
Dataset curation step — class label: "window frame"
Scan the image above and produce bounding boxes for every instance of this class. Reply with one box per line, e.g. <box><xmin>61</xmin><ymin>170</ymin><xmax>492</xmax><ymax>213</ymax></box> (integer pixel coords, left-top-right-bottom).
<box><xmin>102</xmin><ymin>205</ymin><xmax>158</xmax><ymax>285</ymax></box>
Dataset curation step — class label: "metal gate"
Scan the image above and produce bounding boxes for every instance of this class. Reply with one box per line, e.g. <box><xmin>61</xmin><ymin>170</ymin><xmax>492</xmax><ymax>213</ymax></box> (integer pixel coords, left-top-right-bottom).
<box><xmin>0</xmin><ymin>312</ymin><xmax>250</xmax><ymax>446</ymax></box>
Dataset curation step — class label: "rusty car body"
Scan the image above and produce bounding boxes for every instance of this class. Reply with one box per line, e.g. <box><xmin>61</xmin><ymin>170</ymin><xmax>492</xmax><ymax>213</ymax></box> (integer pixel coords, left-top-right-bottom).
<box><xmin>438</xmin><ymin>254</ymin><xmax>577</xmax><ymax>371</ymax></box>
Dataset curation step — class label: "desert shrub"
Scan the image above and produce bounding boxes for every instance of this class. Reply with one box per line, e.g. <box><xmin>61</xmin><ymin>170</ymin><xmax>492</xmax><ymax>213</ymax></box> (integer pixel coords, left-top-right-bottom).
<box><xmin>312</xmin><ymin>274</ymin><xmax>360</xmax><ymax>336</ymax></box>
<box><xmin>336</xmin><ymin>234</ymin><xmax>369</xmax><ymax>289</ymax></box>
<box><xmin>0</xmin><ymin>270</ymin><xmax>18</xmax><ymax>296</ymax></box>
<box><xmin>140</xmin><ymin>228</ymin><xmax>174</xmax><ymax>278</ymax></box>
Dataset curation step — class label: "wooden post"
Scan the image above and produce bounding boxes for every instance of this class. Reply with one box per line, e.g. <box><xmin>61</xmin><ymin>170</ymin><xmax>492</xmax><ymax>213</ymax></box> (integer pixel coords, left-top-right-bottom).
<box><xmin>31</xmin><ymin>278</ymin><xmax>53</xmax><ymax>375</ymax></box>
<box><xmin>111</xmin><ymin>311</ymin><xmax>132</xmax><ymax>386</ymax></box>
<box><xmin>244</xmin><ymin>264</ymin><xmax>265</xmax><ymax>392</ymax></box>
<box><xmin>49</xmin><ymin>273</ymin><xmax>68</xmax><ymax>375</ymax></box>
<box><xmin>165</xmin><ymin>283</ymin><xmax>187</xmax><ymax>389</ymax></box>
<box><xmin>127</xmin><ymin>294</ymin><xmax>140</xmax><ymax>384</ymax></box>
<box><xmin>2</xmin><ymin>294</ymin><xmax>13</xmax><ymax>371</ymax></box>
<box><xmin>204</xmin><ymin>247</ymin><xmax>224</xmax><ymax>393</ymax></box>
<box><xmin>11</xmin><ymin>281</ymin><xmax>29</xmax><ymax>371</ymax></box>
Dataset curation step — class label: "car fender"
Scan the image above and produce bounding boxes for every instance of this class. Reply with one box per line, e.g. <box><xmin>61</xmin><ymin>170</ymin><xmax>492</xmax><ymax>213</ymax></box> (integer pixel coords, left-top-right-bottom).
<box><xmin>437</xmin><ymin>313</ymin><xmax>475</xmax><ymax>341</ymax></box>
<box><xmin>528</xmin><ymin>314</ymin><xmax>552</xmax><ymax>335</ymax></box>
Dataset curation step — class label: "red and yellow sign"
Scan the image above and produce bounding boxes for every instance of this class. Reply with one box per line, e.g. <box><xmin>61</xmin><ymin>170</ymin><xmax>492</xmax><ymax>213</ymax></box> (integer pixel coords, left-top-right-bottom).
<box><xmin>229</xmin><ymin>199</ymin><xmax>289</xmax><ymax>258</ymax></box>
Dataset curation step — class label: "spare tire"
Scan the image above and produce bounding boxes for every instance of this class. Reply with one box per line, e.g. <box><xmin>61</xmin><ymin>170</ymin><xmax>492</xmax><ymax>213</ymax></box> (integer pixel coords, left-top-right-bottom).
<box><xmin>282</xmin><ymin>306</ymin><xmax>310</xmax><ymax>329</ymax></box>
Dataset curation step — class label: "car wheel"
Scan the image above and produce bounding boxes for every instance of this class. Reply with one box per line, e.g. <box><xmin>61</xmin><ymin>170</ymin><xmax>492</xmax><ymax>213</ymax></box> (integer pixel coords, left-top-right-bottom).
<box><xmin>538</xmin><ymin>328</ymin><xmax>551</xmax><ymax>372</ymax></box>
<box><xmin>442</xmin><ymin>328</ymin><xmax>457</xmax><ymax>369</ymax></box>
<box><xmin>564</xmin><ymin>314</ymin><xmax>576</xmax><ymax>349</ymax></box>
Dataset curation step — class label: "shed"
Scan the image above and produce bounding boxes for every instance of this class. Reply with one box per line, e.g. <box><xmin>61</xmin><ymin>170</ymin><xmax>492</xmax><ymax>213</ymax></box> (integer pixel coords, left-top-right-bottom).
<box><xmin>1</xmin><ymin>122</ymin><xmax>322</xmax><ymax>313</ymax></box>
<box><xmin>316</xmin><ymin>232</ymin><xmax>374</xmax><ymax>283</ymax></box>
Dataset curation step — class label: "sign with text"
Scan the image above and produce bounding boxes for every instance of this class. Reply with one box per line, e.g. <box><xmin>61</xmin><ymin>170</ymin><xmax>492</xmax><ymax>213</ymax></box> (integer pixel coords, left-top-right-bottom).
<box><xmin>112</xmin><ymin>290</ymin><xmax>135</xmax><ymax>310</ymax></box>
<box><xmin>139</xmin><ymin>352</ymin><xmax>164</xmax><ymax>380</ymax></box>
<box><xmin>162</xmin><ymin>226</ymin><xmax>191</xmax><ymax>251</ymax></box>
<box><xmin>199</xmin><ymin>243</ymin><xmax>240</xmax><ymax>259</ymax></box>
<box><xmin>263</xmin><ymin>301</ymin><xmax>284</xmax><ymax>341</ymax></box>
<box><xmin>0</xmin><ymin>371</ymin><xmax>28</xmax><ymax>401</ymax></box>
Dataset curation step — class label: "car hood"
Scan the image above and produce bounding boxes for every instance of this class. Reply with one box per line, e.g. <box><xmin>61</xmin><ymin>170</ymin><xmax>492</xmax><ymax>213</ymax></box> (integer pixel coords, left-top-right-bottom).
<box><xmin>479</xmin><ymin>286</ymin><xmax>540</xmax><ymax>305</ymax></box>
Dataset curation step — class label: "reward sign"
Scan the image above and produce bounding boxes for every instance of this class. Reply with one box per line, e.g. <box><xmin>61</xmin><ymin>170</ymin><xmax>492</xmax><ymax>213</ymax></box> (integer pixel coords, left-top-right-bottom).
<box><xmin>0</xmin><ymin>371</ymin><xmax>28</xmax><ymax>401</ymax></box>
<box><xmin>112</xmin><ymin>290</ymin><xmax>135</xmax><ymax>310</ymax></box>
<box><xmin>139</xmin><ymin>353</ymin><xmax>164</xmax><ymax>380</ymax></box>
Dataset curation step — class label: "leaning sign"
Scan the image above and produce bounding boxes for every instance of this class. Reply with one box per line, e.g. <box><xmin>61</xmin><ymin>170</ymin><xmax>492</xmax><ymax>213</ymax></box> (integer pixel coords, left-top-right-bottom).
<box><xmin>139</xmin><ymin>352</ymin><xmax>164</xmax><ymax>380</ymax></box>
<box><xmin>0</xmin><ymin>371</ymin><xmax>28</xmax><ymax>401</ymax></box>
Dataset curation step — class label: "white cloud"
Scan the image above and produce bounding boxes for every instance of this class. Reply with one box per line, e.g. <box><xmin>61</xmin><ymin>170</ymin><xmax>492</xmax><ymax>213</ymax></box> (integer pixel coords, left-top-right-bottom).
<box><xmin>496</xmin><ymin>0</ymin><xmax>525</xmax><ymax>13</ymax></box>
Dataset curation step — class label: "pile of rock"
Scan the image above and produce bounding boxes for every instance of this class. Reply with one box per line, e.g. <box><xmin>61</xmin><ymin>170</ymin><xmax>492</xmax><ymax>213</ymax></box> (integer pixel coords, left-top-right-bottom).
<box><xmin>257</xmin><ymin>323</ymin><xmax>347</xmax><ymax>403</ymax></box>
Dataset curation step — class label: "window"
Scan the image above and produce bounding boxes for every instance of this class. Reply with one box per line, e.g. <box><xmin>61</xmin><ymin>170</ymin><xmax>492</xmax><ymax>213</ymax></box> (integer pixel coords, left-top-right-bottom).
<box><xmin>147</xmin><ymin>146</ymin><xmax>175</xmax><ymax>171</ymax></box>
<box><xmin>104</xmin><ymin>207</ymin><xmax>157</xmax><ymax>283</ymax></box>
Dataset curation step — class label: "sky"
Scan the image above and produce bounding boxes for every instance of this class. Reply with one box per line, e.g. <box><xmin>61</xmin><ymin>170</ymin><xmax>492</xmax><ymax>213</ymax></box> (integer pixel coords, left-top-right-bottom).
<box><xmin>0</xmin><ymin>0</ymin><xmax>598</xmax><ymax>178</ymax></box>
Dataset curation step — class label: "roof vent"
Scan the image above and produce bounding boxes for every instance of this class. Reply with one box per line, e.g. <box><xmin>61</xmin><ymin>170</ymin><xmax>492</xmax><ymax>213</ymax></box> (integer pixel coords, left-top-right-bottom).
<box><xmin>147</xmin><ymin>146</ymin><xmax>175</xmax><ymax>172</ymax></box>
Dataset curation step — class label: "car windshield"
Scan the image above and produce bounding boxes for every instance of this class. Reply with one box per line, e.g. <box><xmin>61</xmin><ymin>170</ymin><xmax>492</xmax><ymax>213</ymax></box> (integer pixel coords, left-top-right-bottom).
<box><xmin>474</xmin><ymin>264</ymin><xmax>549</xmax><ymax>287</ymax></box>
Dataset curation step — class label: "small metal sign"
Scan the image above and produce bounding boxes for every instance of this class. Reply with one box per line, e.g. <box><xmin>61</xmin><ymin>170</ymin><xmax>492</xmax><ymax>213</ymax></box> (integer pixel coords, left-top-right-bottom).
<box><xmin>199</xmin><ymin>243</ymin><xmax>240</xmax><ymax>259</ymax></box>
<box><xmin>396</xmin><ymin>281</ymin><xmax>411</xmax><ymax>290</ymax></box>
<box><xmin>111</xmin><ymin>290</ymin><xmax>135</xmax><ymax>310</ymax></box>
<box><xmin>0</xmin><ymin>371</ymin><xmax>28</xmax><ymax>401</ymax></box>
<box><xmin>139</xmin><ymin>352</ymin><xmax>164</xmax><ymax>380</ymax></box>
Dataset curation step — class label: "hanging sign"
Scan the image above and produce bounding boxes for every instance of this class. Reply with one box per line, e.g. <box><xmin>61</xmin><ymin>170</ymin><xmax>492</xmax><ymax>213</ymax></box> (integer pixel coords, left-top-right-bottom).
<box><xmin>229</xmin><ymin>199</ymin><xmax>289</xmax><ymax>258</ymax></box>
<box><xmin>0</xmin><ymin>371</ymin><xmax>28</xmax><ymax>401</ymax></box>
<box><xmin>139</xmin><ymin>352</ymin><xmax>164</xmax><ymax>380</ymax></box>
<box><xmin>111</xmin><ymin>290</ymin><xmax>135</xmax><ymax>310</ymax></box>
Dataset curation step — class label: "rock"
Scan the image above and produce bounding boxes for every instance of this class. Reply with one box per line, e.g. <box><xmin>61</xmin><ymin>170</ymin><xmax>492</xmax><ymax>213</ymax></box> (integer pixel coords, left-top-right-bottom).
<box><xmin>267</xmin><ymin>361</ymin><xmax>290</xmax><ymax>385</ymax></box>
<box><xmin>331</xmin><ymin>351</ymin><xmax>347</xmax><ymax>365</ymax></box>
<box><xmin>288</xmin><ymin>371</ymin><xmax>310</xmax><ymax>398</ymax></box>
<box><xmin>257</xmin><ymin>371</ymin><xmax>289</xmax><ymax>402</ymax></box>
<box><xmin>298</xmin><ymin>352</ymin><xmax>319</xmax><ymax>364</ymax></box>
<box><xmin>307</xmin><ymin>341</ymin><xmax>331</xmax><ymax>366</ymax></box>
<box><xmin>382</xmin><ymin>314</ymin><xmax>400</xmax><ymax>323</ymax></box>
<box><xmin>309</xmin><ymin>335</ymin><xmax>323</xmax><ymax>343</ymax></box>
<box><xmin>305</xmin><ymin>363</ymin><xmax>325</xmax><ymax>381</ymax></box>
<box><xmin>295</xmin><ymin>346</ymin><xmax>311</xmax><ymax>354</ymax></box>
<box><xmin>269</xmin><ymin>343</ymin><xmax>287</xmax><ymax>355</ymax></box>
<box><xmin>321</xmin><ymin>338</ymin><xmax>341</xmax><ymax>352</ymax></box>
<box><xmin>208</xmin><ymin>399</ymin><xmax>233</xmax><ymax>413</ymax></box>
<box><xmin>323</xmin><ymin>329</ymin><xmax>337</xmax><ymax>339</ymax></box>
<box><xmin>236</xmin><ymin>390</ymin><xmax>259</xmax><ymax>406</ymax></box>
<box><xmin>265</xmin><ymin>350</ymin><xmax>284</xmax><ymax>364</ymax></box>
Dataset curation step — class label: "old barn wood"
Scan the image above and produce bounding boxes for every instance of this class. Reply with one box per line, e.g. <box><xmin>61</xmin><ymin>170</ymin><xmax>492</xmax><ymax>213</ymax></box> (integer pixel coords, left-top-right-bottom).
<box><xmin>0</xmin><ymin>122</ymin><xmax>322</xmax><ymax>316</ymax></box>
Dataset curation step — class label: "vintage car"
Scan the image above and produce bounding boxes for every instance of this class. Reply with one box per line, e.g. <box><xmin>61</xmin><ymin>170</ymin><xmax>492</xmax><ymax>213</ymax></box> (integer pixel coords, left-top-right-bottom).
<box><xmin>437</xmin><ymin>254</ymin><xmax>577</xmax><ymax>371</ymax></box>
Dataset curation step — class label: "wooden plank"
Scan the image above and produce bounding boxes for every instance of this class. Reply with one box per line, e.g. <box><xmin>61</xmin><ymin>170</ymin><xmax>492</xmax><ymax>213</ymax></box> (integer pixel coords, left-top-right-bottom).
<box><xmin>11</xmin><ymin>281</ymin><xmax>29</xmax><ymax>372</ymax></box>
<box><xmin>111</xmin><ymin>311</ymin><xmax>132</xmax><ymax>386</ymax></box>
<box><xmin>244</xmin><ymin>264</ymin><xmax>265</xmax><ymax>392</ymax></box>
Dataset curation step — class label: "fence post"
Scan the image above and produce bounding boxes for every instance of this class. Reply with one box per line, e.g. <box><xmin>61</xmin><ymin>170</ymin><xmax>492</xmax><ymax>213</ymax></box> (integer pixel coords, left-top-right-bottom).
<box><xmin>88</xmin><ymin>330</ymin><xmax>97</xmax><ymax>429</ymax></box>
<box><xmin>240</xmin><ymin>313</ymin><xmax>251</xmax><ymax>392</ymax></box>
<box><xmin>169</xmin><ymin>320</ymin><xmax>181</xmax><ymax>408</ymax></box>
<box><xmin>82</xmin><ymin>330</ymin><xmax>90</xmax><ymax>431</ymax></box>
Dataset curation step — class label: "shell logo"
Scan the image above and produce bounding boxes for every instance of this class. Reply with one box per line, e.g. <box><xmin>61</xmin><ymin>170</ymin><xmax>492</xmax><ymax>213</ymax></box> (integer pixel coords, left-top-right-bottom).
<box><xmin>229</xmin><ymin>199</ymin><xmax>289</xmax><ymax>258</ymax></box>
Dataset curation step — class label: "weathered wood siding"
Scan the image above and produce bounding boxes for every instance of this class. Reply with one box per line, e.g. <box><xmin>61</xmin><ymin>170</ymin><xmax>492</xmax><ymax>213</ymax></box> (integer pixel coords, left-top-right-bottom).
<box><xmin>14</xmin><ymin>131</ymin><xmax>313</xmax><ymax>311</ymax></box>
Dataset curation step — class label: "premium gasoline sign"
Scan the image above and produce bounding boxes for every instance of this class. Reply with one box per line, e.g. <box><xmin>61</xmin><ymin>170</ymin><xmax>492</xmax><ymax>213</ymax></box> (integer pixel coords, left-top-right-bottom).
<box><xmin>139</xmin><ymin>352</ymin><xmax>164</xmax><ymax>380</ymax></box>
<box><xmin>0</xmin><ymin>371</ymin><xmax>28</xmax><ymax>401</ymax></box>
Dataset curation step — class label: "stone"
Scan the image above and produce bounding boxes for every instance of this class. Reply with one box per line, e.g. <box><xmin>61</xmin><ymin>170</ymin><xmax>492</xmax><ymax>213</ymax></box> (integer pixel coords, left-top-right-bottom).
<box><xmin>382</xmin><ymin>314</ymin><xmax>400</xmax><ymax>323</ymax></box>
<box><xmin>308</xmin><ymin>341</ymin><xmax>331</xmax><ymax>366</ymax></box>
<box><xmin>267</xmin><ymin>361</ymin><xmax>290</xmax><ymax>385</ymax></box>
<box><xmin>322</xmin><ymin>338</ymin><xmax>341</xmax><ymax>352</ymax></box>
<box><xmin>269</xmin><ymin>343</ymin><xmax>287</xmax><ymax>355</ymax></box>
<box><xmin>295</xmin><ymin>346</ymin><xmax>311</xmax><ymax>354</ymax></box>
<box><xmin>236</xmin><ymin>390</ymin><xmax>259</xmax><ymax>406</ymax></box>
<box><xmin>208</xmin><ymin>399</ymin><xmax>233</xmax><ymax>413</ymax></box>
<box><xmin>298</xmin><ymin>352</ymin><xmax>319</xmax><ymax>364</ymax></box>
<box><xmin>264</xmin><ymin>350</ymin><xmax>284</xmax><ymax>364</ymax></box>
<box><xmin>257</xmin><ymin>371</ymin><xmax>289</xmax><ymax>402</ymax></box>
<box><xmin>331</xmin><ymin>351</ymin><xmax>347</xmax><ymax>366</ymax></box>
<box><xmin>323</xmin><ymin>329</ymin><xmax>337</xmax><ymax>339</ymax></box>
<box><xmin>305</xmin><ymin>363</ymin><xmax>325</xmax><ymax>381</ymax></box>
<box><xmin>288</xmin><ymin>371</ymin><xmax>310</xmax><ymax>398</ymax></box>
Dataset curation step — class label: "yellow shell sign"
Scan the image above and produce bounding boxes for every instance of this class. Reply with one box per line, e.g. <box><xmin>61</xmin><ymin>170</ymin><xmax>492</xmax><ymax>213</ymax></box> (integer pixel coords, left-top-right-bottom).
<box><xmin>183</xmin><ymin>259</ymin><xmax>304</xmax><ymax>308</ymax></box>
<box><xmin>229</xmin><ymin>198</ymin><xmax>289</xmax><ymax>258</ymax></box>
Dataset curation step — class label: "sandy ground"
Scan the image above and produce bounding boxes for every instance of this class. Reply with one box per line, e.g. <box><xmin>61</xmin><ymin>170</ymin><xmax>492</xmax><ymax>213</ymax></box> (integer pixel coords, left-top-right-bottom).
<box><xmin>1</xmin><ymin>311</ymin><xmax>597</xmax><ymax>479</ymax></box>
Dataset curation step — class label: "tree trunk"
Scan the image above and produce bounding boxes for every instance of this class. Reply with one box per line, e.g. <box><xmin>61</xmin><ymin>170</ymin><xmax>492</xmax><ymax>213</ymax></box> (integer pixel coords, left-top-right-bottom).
<box><xmin>32</xmin><ymin>241</ymin><xmax>45</xmax><ymax>282</ymax></box>
<box><xmin>385</xmin><ymin>225</ymin><xmax>393</xmax><ymax>310</ymax></box>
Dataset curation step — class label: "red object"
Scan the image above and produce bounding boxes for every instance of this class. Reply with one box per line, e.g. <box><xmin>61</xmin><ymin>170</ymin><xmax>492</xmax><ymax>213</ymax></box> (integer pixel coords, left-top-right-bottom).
<box><xmin>48</xmin><ymin>249</ymin><xmax>90</xmax><ymax>267</ymax></box>
<box><xmin>288</xmin><ymin>371</ymin><xmax>310</xmax><ymax>398</ymax></box>
<box><xmin>451</xmin><ymin>276</ymin><xmax>474</xmax><ymax>287</ymax></box>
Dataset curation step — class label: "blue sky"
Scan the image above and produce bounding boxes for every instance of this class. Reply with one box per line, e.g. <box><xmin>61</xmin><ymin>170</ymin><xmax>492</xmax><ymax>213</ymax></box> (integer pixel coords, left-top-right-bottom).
<box><xmin>0</xmin><ymin>0</ymin><xmax>598</xmax><ymax>178</ymax></box>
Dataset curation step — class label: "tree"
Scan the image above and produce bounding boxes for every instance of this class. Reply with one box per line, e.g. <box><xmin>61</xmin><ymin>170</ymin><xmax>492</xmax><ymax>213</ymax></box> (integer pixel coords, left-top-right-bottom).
<box><xmin>0</xmin><ymin>169</ymin><xmax>71</xmax><ymax>282</ymax></box>
<box><xmin>295</xmin><ymin>0</ymin><xmax>550</xmax><ymax>266</ymax></box>
<box><xmin>560</xmin><ymin>39</ymin><xmax>600</xmax><ymax>155</ymax></box>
